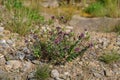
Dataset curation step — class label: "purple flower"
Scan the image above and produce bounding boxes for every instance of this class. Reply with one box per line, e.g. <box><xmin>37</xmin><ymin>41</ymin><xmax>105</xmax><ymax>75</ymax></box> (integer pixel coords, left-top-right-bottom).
<box><xmin>88</xmin><ymin>43</ymin><xmax>93</xmax><ymax>48</ymax></box>
<box><xmin>79</xmin><ymin>33</ymin><xmax>84</xmax><ymax>39</ymax></box>
<box><xmin>25</xmin><ymin>39</ymin><xmax>28</xmax><ymax>43</ymax></box>
<box><xmin>60</xmin><ymin>16</ymin><xmax>64</xmax><ymax>19</ymax></box>
<box><xmin>84</xmin><ymin>28</ymin><xmax>87</xmax><ymax>31</ymax></box>
<box><xmin>33</xmin><ymin>34</ymin><xmax>38</xmax><ymax>39</ymax></box>
<box><xmin>54</xmin><ymin>39</ymin><xmax>58</xmax><ymax>44</ymax></box>
<box><xmin>74</xmin><ymin>47</ymin><xmax>80</xmax><ymax>52</ymax></box>
<box><xmin>64</xmin><ymin>32</ymin><xmax>69</xmax><ymax>36</ymax></box>
<box><xmin>54</xmin><ymin>38</ymin><xmax>60</xmax><ymax>44</ymax></box>
<box><xmin>58</xmin><ymin>31</ymin><xmax>63</xmax><ymax>35</ymax></box>
<box><xmin>51</xmin><ymin>16</ymin><xmax>55</xmax><ymax>20</ymax></box>
<box><xmin>56</xmin><ymin>26</ymin><xmax>61</xmax><ymax>31</ymax></box>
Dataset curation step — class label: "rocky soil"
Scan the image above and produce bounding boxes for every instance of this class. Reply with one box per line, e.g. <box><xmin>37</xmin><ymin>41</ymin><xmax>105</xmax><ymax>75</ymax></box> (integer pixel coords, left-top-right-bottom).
<box><xmin>51</xmin><ymin>31</ymin><xmax>120</xmax><ymax>80</ymax></box>
<box><xmin>0</xmin><ymin>1</ymin><xmax>120</xmax><ymax>79</ymax></box>
<box><xmin>69</xmin><ymin>15</ymin><xmax>120</xmax><ymax>32</ymax></box>
<box><xmin>0</xmin><ymin>19</ymin><xmax>120</xmax><ymax>80</ymax></box>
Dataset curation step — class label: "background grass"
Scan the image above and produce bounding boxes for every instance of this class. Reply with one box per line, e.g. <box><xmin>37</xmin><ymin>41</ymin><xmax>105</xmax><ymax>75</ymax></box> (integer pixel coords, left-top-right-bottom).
<box><xmin>1</xmin><ymin>0</ymin><xmax>44</xmax><ymax>36</ymax></box>
<box><xmin>113</xmin><ymin>25</ymin><xmax>120</xmax><ymax>34</ymax></box>
<box><xmin>99</xmin><ymin>51</ymin><xmax>120</xmax><ymax>64</ymax></box>
<box><xmin>85</xmin><ymin>0</ymin><xmax>120</xmax><ymax>17</ymax></box>
<box><xmin>34</xmin><ymin>65</ymin><xmax>50</xmax><ymax>80</ymax></box>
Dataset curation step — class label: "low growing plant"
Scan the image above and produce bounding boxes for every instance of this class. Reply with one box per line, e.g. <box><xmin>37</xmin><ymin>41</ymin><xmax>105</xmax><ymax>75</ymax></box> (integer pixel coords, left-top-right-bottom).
<box><xmin>84</xmin><ymin>2</ymin><xmax>106</xmax><ymax>17</ymax></box>
<box><xmin>34</xmin><ymin>65</ymin><xmax>50</xmax><ymax>80</ymax></box>
<box><xmin>32</xmin><ymin>27</ymin><xmax>92</xmax><ymax>64</ymax></box>
<box><xmin>99</xmin><ymin>51</ymin><xmax>120</xmax><ymax>64</ymax></box>
<box><xmin>1</xmin><ymin>0</ymin><xmax>44</xmax><ymax>36</ymax></box>
<box><xmin>113</xmin><ymin>25</ymin><xmax>120</xmax><ymax>34</ymax></box>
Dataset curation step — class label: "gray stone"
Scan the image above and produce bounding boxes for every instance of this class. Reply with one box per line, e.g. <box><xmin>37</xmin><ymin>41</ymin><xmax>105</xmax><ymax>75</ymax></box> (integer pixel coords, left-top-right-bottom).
<box><xmin>0</xmin><ymin>27</ymin><xmax>4</xmax><ymax>33</ymax></box>
<box><xmin>56</xmin><ymin>77</ymin><xmax>64</xmax><ymax>80</ymax></box>
<box><xmin>0</xmin><ymin>54</ymin><xmax>6</xmax><ymax>65</ymax></box>
<box><xmin>26</xmin><ymin>54</ymin><xmax>35</xmax><ymax>61</ymax></box>
<box><xmin>14</xmin><ymin>75</ymin><xmax>22</xmax><ymax>80</ymax></box>
<box><xmin>22</xmin><ymin>61</ymin><xmax>34</xmax><ymax>72</ymax></box>
<box><xmin>5</xmin><ymin>53</ymin><xmax>15</xmax><ymax>60</ymax></box>
<box><xmin>23</xmin><ymin>47</ymin><xmax>30</xmax><ymax>53</ymax></box>
<box><xmin>0</xmin><ymin>33</ymin><xmax>4</xmax><ymax>38</ymax></box>
<box><xmin>32</xmin><ymin>60</ymin><xmax>43</xmax><ymax>65</ymax></box>
<box><xmin>98</xmin><ymin>38</ymin><xmax>110</xmax><ymax>49</ymax></box>
<box><xmin>93</xmin><ymin>72</ymin><xmax>102</xmax><ymax>78</ymax></box>
<box><xmin>0</xmin><ymin>23</ymin><xmax>4</xmax><ymax>26</ymax></box>
<box><xmin>5</xmin><ymin>60</ymin><xmax>22</xmax><ymax>71</ymax></box>
<box><xmin>0</xmin><ymin>70</ymin><xmax>9</xmax><ymax>80</ymax></box>
<box><xmin>51</xmin><ymin>69</ymin><xmax>60</xmax><ymax>78</ymax></box>
<box><xmin>27</xmin><ymin>71</ymin><xmax>35</xmax><ymax>79</ymax></box>
<box><xmin>116</xmin><ymin>42</ymin><xmax>120</xmax><ymax>46</ymax></box>
<box><xmin>8</xmin><ymin>74</ymin><xmax>23</xmax><ymax>80</ymax></box>
<box><xmin>0</xmin><ymin>40</ymin><xmax>9</xmax><ymax>48</ymax></box>
<box><xmin>40</xmin><ymin>0</ymin><xmax>59</xmax><ymax>8</ymax></box>
<box><xmin>114</xmin><ymin>70</ymin><xmax>120</xmax><ymax>75</ymax></box>
<box><xmin>16</xmin><ymin>51</ymin><xmax>25</xmax><ymax>60</ymax></box>
<box><xmin>6</xmin><ymin>40</ymin><xmax>14</xmax><ymax>46</ymax></box>
<box><xmin>60</xmin><ymin>72</ymin><xmax>70</xmax><ymax>80</ymax></box>
<box><xmin>64</xmin><ymin>72</ymin><xmax>70</xmax><ymax>76</ymax></box>
<box><xmin>65</xmin><ymin>26</ymin><xmax>73</xmax><ymax>33</ymax></box>
<box><xmin>104</xmin><ymin>69</ymin><xmax>113</xmax><ymax>77</ymax></box>
<box><xmin>69</xmin><ymin>15</ymin><xmax>120</xmax><ymax>32</ymax></box>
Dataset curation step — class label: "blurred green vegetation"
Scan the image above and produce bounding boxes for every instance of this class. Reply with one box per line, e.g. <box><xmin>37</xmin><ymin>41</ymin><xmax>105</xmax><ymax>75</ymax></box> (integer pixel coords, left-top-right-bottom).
<box><xmin>85</xmin><ymin>0</ymin><xmax>120</xmax><ymax>17</ymax></box>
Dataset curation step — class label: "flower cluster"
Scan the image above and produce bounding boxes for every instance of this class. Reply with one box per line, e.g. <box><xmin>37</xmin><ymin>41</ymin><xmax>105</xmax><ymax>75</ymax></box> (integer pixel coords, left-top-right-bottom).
<box><xmin>32</xmin><ymin>26</ymin><xmax>92</xmax><ymax>64</ymax></box>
